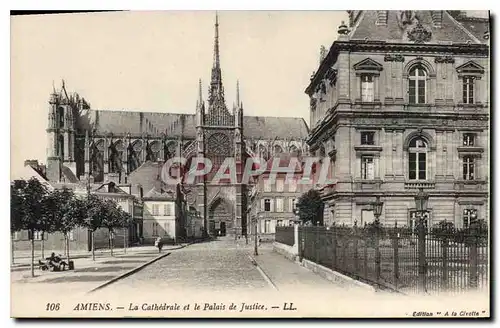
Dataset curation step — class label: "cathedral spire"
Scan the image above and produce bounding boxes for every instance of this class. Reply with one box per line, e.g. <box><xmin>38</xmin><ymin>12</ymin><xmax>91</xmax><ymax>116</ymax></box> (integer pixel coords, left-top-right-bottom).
<box><xmin>236</xmin><ymin>80</ymin><xmax>240</xmax><ymax>108</ymax></box>
<box><xmin>197</xmin><ymin>78</ymin><xmax>203</xmax><ymax>107</ymax></box>
<box><xmin>209</xmin><ymin>12</ymin><xmax>225</xmax><ymax>107</ymax></box>
<box><xmin>213</xmin><ymin>12</ymin><xmax>220</xmax><ymax>69</ymax></box>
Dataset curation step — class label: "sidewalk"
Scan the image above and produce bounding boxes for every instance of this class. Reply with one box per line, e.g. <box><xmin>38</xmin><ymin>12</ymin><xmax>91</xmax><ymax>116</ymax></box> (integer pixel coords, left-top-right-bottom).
<box><xmin>249</xmin><ymin>246</ymin><xmax>373</xmax><ymax>296</ymax></box>
<box><xmin>11</xmin><ymin>244</ymin><xmax>189</xmax><ymax>295</ymax></box>
<box><xmin>11</xmin><ymin>244</ymin><xmax>181</xmax><ymax>263</ymax></box>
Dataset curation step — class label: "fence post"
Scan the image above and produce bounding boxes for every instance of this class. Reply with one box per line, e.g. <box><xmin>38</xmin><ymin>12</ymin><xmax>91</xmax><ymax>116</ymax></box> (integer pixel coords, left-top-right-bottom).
<box><xmin>441</xmin><ymin>236</ymin><xmax>449</xmax><ymax>290</ymax></box>
<box><xmin>393</xmin><ymin>222</ymin><xmax>399</xmax><ymax>291</ymax></box>
<box><xmin>469</xmin><ymin>223</ymin><xmax>479</xmax><ymax>289</ymax></box>
<box><xmin>353</xmin><ymin>221</ymin><xmax>359</xmax><ymax>274</ymax></box>
<box><xmin>332</xmin><ymin>226</ymin><xmax>337</xmax><ymax>270</ymax></box>
<box><xmin>375</xmin><ymin>226</ymin><xmax>381</xmax><ymax>287</ymax></box>
<box><xmin>315</xmin><ymin>226</ymin><xmax>320</xmax><ymax>264</ymax></box>
<box><xmin>417</xmin><ymin>217</ymin><xmax>427</xmax><ymax>293</ymax></box>
<box><xmin>363</xmin><ymin>223</ymin><xmax>368</xmax><ymax>280</ymax></box>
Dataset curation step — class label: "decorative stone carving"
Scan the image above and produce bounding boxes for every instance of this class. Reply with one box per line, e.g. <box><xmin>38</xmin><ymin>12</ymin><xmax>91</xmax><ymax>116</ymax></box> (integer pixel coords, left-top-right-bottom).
<box><xmin>310</xmin><ymin>97</ymin><xmax>317</xmax><ymax>111</ymax></box>
<box><xmin>435</xmin><ymin>56</ymin><xmax>455</xmax><ymax>64</ymax></box>
<box><xmin>384</xmin><ymin>54</ymin><xmax>405</xmax><ymax>62</ymax></box>
<box><xmin>407</xmin><ymin>22</ymin><xmax>432</xmax><ymax>43</ymax></box>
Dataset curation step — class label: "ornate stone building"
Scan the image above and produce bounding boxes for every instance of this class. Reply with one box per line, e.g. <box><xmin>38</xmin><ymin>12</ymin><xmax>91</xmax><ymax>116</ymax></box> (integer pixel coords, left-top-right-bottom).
<box><xmin>306</xmin><ymin>10</ymin><xmax>489</xmax><ymax>229</ymax></box>
<box><xmin>44</xmin><ymin>14</ymin><xmax>309</xmax><ymax>238</ymax></box>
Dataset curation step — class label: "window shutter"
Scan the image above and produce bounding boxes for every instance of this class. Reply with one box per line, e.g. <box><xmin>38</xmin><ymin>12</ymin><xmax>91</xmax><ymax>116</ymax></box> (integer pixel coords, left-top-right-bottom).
<box><xmin>261</xmin><ymin>199</ymin><xmax>265</xmax><ymax>211</ymax></box>
<box><xmin>270</xmin><ymin>199</ymin><xmax>274</xmax><ymax>212</ymax></box>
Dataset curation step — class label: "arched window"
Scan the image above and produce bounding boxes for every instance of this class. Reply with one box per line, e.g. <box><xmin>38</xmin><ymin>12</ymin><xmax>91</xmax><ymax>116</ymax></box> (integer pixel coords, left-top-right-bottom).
<box><xmin>408</xmin><ymin>137</ymin><xmax>428</xmax><ymax>180</ymax></box>
<box><xmin>408</xmin><ymin>66</ymin><xmax>427</xmax><ymax>104</ymax></box>
<box><xmin>57</xmin><ymin>107</ymin><xmax>65</xmax><ymax>129</ymax></box>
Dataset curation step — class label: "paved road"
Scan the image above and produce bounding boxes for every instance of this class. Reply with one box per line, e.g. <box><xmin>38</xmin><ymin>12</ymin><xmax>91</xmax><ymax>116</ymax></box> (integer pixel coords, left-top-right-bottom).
<box><xmin>109</xmin><ymin>237</ymin><xmax>269</xmax><ymax>293</ymax></box>
<box><xmin>102</xmin><ymin>237</ymin><xmax>354</xmax><ymax>296</ymax></box>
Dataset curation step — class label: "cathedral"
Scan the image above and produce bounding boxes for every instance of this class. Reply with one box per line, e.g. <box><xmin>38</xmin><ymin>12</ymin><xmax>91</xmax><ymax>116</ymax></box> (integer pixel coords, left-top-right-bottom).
<box><xmin>44</xmin><ymin>14</ymin><xmax>309</xmax><ymax>238</ymax></box>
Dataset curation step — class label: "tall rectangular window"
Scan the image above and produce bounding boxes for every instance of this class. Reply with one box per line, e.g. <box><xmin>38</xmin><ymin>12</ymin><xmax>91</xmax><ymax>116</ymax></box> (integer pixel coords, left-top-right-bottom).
<box><xmin>463</xmin><ymin>209</ymin><xmax>477</xmax><ymax>229</ymax></box>
<box><xmin>276</xmin><ymin>179</ymin><xmax>284</xmax><ymax>192</ymax></box>
<box><xmin>288</xmin><ymin>179</ymin><xmax>297</xmax><ymax>192</ymax></box>
<box><xmin>264</xmin><ymin>199</ymin><xmax>271</xmax><ymax>212</ymax></box>
<box><xmin>409</xmin><ymin>211</ymin><xmax>430</xmax><ymax>232</ymax></box>
<box><xmin>463</xmin><ymin>156</ymin><xmax>475</xmax><ymax>180</ymax></box>
<box><xmin>276</xmin><ymin>198</ymin><xmax>284</xmax><ymax>212</ymax></box>
<box><xmin>164</xmin><ymin>204</ymin><xmax>172</xmax><ymax>216</ymax></box>
<box><xmin>152</xmin><ymin>222</ymin><xmax>159</xmax><ymax>236</ymax></box>
<box><xmin>264</xmin><ymin>220</ymin><xmax>271</xmax><ymax>233</ymax></box>
<box><xmin>463</xmin><ymin>133</ymin><xmax>475</xmax><ymax>146</ymax></box>
<box><xmin>361</xmin><ymin>75</ymin><xmax>374</xmax><ymax>102</ymax></box>
<box><xmin>361</xmin><ymin>131</ymin><xmax>375</xmax><ymax>145</ymax></box>
<box><xmin>361</xmin><ymin>156</ymin><xmax>374</xmax><ymax>180</ymax></box>
<box><xmin>463</xmin><ymin>77</ymin><xmax>474</xmax><ymax>104</ymax></box>
<box><xmin>289</xmin><ymin>198</ymin><xmax>297</xmax><ymax>213</ymax></box>
<box><xmin>409</xmin><ymin>66</ymin><xmax>427</xmax><ymax>104</ymax></box>
<box><xmin>263</xmin><ymin>179</ymin><xmax>272</xmax><ymax>192</ymax></box>
<box><xmin>409</xmin><ymin>152</ymin><xmax>427</xmax><ymax>180</ymax></box>
<box><xmin>152</xmin><ymin>204</ymin><xmax>159</xmax><ymax>215</ymax></box>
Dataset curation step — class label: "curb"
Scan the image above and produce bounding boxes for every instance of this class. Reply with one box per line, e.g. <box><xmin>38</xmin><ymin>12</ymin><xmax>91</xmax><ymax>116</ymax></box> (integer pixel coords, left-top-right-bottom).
<box><xmin>248</xmin><ymin>254</ymin><xmax>278</xmax><ymax>291</ymax></box>
<box><xmin>87</xmin><ymin>241</ymin><xmax>194</xmax><ymax>293</ymax></box>
<box><xmin>88</xmin><ymin>252</ymin><xmax>172</xmax><ymax>293</ymax></box>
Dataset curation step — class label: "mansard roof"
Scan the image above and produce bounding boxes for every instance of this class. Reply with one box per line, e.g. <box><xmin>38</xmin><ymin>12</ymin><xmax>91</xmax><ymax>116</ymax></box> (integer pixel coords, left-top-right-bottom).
<box><xmin>349</xmin><ymin>11</ymin><xmax>481</xmax><ymax>44</ymax></box>
<box><xmin>87</xmin><ymin>110</ymin><xmax>309</xmax><ymax>139</ymax></box>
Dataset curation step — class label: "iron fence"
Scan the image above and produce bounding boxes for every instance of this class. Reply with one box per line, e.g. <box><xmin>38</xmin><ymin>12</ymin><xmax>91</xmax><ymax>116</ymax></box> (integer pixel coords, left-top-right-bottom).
<box><xmin>276</xmin><ymin>226</ymin><xmax>295</xmax><ymax>246</ymax></box>
<box><xmin>297</xmin><ymin>224</ymin><xmax>489</xmax><ymax>295</ymax></box>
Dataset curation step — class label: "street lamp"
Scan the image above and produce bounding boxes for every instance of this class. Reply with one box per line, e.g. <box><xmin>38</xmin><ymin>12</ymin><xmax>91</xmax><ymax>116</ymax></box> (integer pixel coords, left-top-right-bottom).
<box><xmin>254</xmin><ymin>215</ymin><xmax>262</xmax><ymax>256</ymax></box>
<box><xmin>414</xmin><ymin>188</ymin><xmax>429</xmax><ymax>293</ymax></box>
<box><xmin>415</xmin><ymin>188</ymin><xmax>429</xmax><ymax>214</ymax></box>
<box><xmin>372</xmin><ymin>196</ymin><xmax>383</xmax><ymax>224</ymax></box>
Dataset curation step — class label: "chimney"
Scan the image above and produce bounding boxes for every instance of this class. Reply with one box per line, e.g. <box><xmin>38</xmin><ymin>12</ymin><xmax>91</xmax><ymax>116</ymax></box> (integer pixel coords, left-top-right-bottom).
<box><xmin>107</xmin><ymin>172</ymin><xmax>120</xmax><ymax>185</ymax></box>
<box><xmin>376</xmin><ymin>11</ymin><xmax>388</xmax><ymax>26</ymax></box>
<box><xmin>24</xmin><ymin>159</ymin><xmax>39</xmax><ymax>169</ymax></box>
<box><xmin>431</xmin><ymin>11</ymin><xmax>443</xmax><ymax>28</ymax></box>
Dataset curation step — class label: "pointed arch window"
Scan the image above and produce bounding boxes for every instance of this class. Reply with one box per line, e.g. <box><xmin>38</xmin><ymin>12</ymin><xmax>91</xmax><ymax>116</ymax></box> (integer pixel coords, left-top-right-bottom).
<box><xmin>408</xmin><ymin>66</ymin><xmax>427</xmax><ymax>104</ymax></box>
<box><xmin>408</xmin><ymin>137</ymin><xmax>428</xmax><ymax>181</ymax></box>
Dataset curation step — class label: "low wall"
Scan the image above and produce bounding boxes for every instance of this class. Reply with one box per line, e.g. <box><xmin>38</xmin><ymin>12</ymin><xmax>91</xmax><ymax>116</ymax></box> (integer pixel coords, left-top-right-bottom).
<box><xmin>301</xmin><ymin>259</ymin><xmax>376</xmax><ymax>293</ymax></box>
<box><xmin>272</xmin><ymin>242</ymin><xmax>297</xmax><ymax>262</ymax></box>
<box><xmin>273</xmin><ymin>241</ymin><xmax>376</xmax><ymax>293</ymax></box>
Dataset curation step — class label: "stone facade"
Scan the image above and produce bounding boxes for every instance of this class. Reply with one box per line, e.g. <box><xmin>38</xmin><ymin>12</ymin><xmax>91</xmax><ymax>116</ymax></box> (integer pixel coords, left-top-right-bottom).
<box><xmin>306</xmin><ymin>10</ymin><xmax>489</xmax><ymax>229</ymax></box>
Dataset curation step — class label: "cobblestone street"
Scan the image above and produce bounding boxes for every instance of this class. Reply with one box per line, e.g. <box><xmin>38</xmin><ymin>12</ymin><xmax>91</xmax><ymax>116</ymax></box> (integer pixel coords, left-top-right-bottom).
<box><xmin>100</xmin><ymin>237</ymin><xmax>354</xmax><ymax>296</ymax></box>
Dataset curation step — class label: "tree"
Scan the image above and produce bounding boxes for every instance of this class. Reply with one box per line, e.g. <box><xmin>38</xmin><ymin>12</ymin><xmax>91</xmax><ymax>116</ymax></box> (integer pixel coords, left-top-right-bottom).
<box><xmin>10</xmin><ymin>181</ymin><xmax>26</xmax><ymax>264</ymax></box>
<box><xmin>12</xmin><ymin>178</ymin><xmax>49</xmax><ymax>277</ymax></box>
<box><xmin>101</xmin><ymin>199</ymin><xmax>123</xmax><ymax>257</ymax></box>
<box><xmin>119</xmin><ymin>210</ymin><xmax>134</xmax><ymax>254</ymax></box>
<box><xmin>296</xmin><ymin>189</ymin><xmax>324</xmax><ymax>225</ymax></box>
<box><xmin>46</xmin><ymin>188</ymin><xmax>86</xmax><ymax>262</ymax></box>
<box><xmin>82</xmin><ymin>194</ymin><xmax>105</xmax><ymax>261</ymax></box>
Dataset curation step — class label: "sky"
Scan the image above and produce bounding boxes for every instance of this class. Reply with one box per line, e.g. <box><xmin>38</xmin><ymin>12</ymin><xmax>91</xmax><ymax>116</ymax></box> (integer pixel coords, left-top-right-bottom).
<box><xmin>10</xmin><ymin>10</ymin><xmax>347</xmax><ymax>179</ymax></box>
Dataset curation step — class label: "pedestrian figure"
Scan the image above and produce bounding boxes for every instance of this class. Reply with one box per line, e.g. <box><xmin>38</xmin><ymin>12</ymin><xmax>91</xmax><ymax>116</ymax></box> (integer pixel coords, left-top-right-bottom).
<box><xmin>155</xmin><ymin>237</ymin><xmax>163</xmax><ymax>253</ymax></box>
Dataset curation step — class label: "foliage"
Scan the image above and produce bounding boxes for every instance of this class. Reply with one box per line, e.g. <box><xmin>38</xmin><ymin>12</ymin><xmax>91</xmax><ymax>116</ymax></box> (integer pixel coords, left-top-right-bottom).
<box><xmin>12</xmin><ymin>178</ymin><xmax>49</xmax><ymax>235</ymax></box>
<box><xmin>82</xmin><ymin>194</ymin><xmax>105</xmax><ymax>232</ymax></box>
<box><xmin>296</xmin><ymin>189</ymin><xmax>324</xmax><ymax>225</ymax></box>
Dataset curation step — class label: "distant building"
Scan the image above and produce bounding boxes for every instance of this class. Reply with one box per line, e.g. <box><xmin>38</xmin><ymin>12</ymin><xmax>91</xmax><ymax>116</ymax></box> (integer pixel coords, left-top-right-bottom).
<box><xmin>305</xmin><ymin>10</ymin><xmax>489</xmax><ymax>229</ymax></box>
<box><xmin>249</xmin><ymin>154</ymin><xmax>308</xmax><ymax>241</ymax></box>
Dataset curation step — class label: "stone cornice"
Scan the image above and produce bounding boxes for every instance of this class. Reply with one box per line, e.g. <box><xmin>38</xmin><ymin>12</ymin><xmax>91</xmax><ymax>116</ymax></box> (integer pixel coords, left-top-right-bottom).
<box><xmin>305</xmin><ymin>41</ymin><xmax>489</xmax><ymax>95</ymax></box>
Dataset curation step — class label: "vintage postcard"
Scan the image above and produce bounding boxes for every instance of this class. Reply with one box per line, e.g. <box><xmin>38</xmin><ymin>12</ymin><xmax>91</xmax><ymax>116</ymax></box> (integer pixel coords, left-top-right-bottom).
<box><xmin>10</xmin><ymin>10</ymin><xmax>490</xmax><ymax>318</ymax></box>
